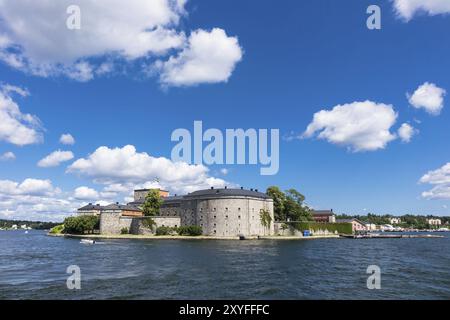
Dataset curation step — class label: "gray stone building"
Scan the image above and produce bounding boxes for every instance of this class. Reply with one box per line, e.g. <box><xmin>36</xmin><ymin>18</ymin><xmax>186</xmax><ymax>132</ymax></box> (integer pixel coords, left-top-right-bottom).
<box><xmin>77</xmin><ymin>203</ymin><xmax>103</xmax><ymax>216</ymax></box>
<box><xmin>180</xmin><ymin>187</ymin><xmax>274</xmax><ymax>236</ymax></box>
<box><xmin>79</xmin><ymin>187</ymin><xmax>274</xmax><ymax>237</ymax></box>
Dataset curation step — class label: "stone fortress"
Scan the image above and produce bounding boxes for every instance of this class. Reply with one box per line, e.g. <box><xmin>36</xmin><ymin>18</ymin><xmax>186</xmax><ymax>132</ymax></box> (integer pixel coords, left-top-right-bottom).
<box><xmin>78</xmin><ymin>187</ymin><xmax>274</xmax><ymax>237</ymax></box>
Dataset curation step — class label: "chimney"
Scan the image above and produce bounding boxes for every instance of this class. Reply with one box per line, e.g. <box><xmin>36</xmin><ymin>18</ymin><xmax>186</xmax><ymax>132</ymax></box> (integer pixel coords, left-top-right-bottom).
<box><xmin>88</xmin><ymin>203</ymin><xmax>92</xmax><ymax>205</ymax></box>
<box><xmin>225</xmin><ymin>186</ymin><xmax>227</xmax><ymax>189</ymax></box>
<box><xmin>240</xmin><ymin>187</ymin><xmax>243</xmax><ymax>190</ymax></box>
<box><xmin>250</xmin><ymin>188</ymin><xmax>253</xmax><ymax>191</ymax></box>
<box><xmin>255</xmin><ymin>189</ymin><xmax>258</xmax><ymax>192</ymax></box>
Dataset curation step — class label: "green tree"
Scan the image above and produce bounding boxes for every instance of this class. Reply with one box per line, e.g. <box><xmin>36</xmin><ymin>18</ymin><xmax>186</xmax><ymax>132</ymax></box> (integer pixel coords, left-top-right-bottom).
<box><xmin>142</xmin><ymin>189</ymin><xmax>163</xmax><ymax>216</ymax></box>
<box><xmin>266</xmin><ymin>186</ymin><xmax>286</xmax><ymax>221</ymax></box>
<box><xmin>283</xmin><ymin>189</ymin><xmax>312</xmax><ymax>222</ymax></box>
<box><xmin>63</xmin><ymin>215</ymin><xmax>99</xmax><ymax>234</ymax></box>
<box><xmin>260</xmin><ymin>209</ymin><xmax>272</xmax><ymax>234</ymax></box>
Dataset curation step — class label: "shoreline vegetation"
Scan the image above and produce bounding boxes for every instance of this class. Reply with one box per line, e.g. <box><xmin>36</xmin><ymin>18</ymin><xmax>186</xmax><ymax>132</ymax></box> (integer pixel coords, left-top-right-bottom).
<box><xmin>0</xmin><ymin>219</ymin><xmax>59</xmax><ymax>231</ymax></box>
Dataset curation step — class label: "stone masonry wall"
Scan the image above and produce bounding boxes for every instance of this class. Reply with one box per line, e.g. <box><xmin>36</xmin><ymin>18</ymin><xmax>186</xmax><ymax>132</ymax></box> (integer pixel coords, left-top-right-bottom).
<box><xmin>180</xmin><ymin>196</ymin><xmax>274</xmax><ymax>237</ymax></box>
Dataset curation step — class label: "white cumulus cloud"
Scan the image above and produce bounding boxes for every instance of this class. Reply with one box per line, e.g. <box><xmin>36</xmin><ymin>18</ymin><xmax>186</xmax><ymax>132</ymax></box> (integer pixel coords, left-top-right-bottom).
<box><xmin>67</xmin><ymin>145</ymin><xmax>230</xmax><ymax>195</ymax></box>
<box><xmin>419</xmin><ymin>163</ymin><xmax>450</xmax><ymax>199</ymax></box>
<box><xmin>0</xmin><ymin>85</ymin><xmax>43</xmax><ymax>146</ymax></box>
<box><xmin>408</xmin><ymin>82</ymin><xmax>446</xmax><ymax>115</ymax></box>
<box><xmin>392</xmin><ymin>0</ymin><xmax>450</xmax><ymax>21</ymax></box>
<box><xmin>0</xmin><ymin>1</ymin><xmax>243</xmax><ymax>86</ymax></box>
<box><xmin>398</xmin><ymin>123</ymin><xmax>417</xmax><ymax>143</ymax></box>
<box><xmin>0</xmin><ymin>151</ymin><xmax>15</xmax><ymax>161</ymax></box>
<box><xmin>0</xmin><ymin>178</ymin><xmax>80</xmax><ymax>221</ymax></box>
<box><xmin>73</xmin><ymin>186</ymin><xmax>100</xmax><ymax>201</ymax></box>
<box><xmin>59</xmin><ymin>133</ymin><xmax>75</xmax><ymax>145</ymax></box>
<box><xmin>302</xmin><ymin>101</ymin><xmax>398</xmax><ymax>152</ymax></box>
<box><xmin>0</xmin><ymin>178</ymin><xmax>59</xmax><ymax>196</ymax></box>
<box><xmin>38</xmin><ymin>150</ymin><xmax>74</xmax><ymax>168</ymax></box>
<box><xmin>0</xmin><ymin>0</ymin><xmax>186</xmax><ymax>80</ymax></box>
<box><xmin>157</xmin><ymin>28</ymin><xmax>243</xmax><ymax>87</ymax></box>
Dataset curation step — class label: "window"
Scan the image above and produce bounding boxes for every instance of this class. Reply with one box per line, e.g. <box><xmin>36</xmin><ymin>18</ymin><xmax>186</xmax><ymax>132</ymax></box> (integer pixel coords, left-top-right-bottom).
<box><xmin>238</xmin><ymin>208</ymin><xmax>241</xmax><ymax>211</ymax></box>
<box><xmin>214</xmin><ymin>216</ymin><xmax>216</xmax><ymax>219</ymax></box>
<box><xmin>225</xmin><ymin>208</ymin><xmax>228</xmax><ymax>211</ymax></box>
<box><xmin>213</xmin><ymin>208</ymin><xmax>216</xmax><ymax>211</ymax></box>
<box><xmin>225</xmin><ymin>215</ymin><xmax>228</xmax><ymax>219</ymax></box>
<box><xmin>238</xmin><ymin>215</ymin><xmax>241</xmax><ymax>219</ymax></box>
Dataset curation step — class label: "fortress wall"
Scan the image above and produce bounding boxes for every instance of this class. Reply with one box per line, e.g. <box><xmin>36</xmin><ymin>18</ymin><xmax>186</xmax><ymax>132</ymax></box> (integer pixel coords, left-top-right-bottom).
<box><xmin>100</xmin><ymin>210</ymin><xmax>131</xmax><ymax>234</ymax></box>
<box><xmin>180</xmin><ymin>197</ymin><xmax>274</xmax><ymax>237</ymax></box>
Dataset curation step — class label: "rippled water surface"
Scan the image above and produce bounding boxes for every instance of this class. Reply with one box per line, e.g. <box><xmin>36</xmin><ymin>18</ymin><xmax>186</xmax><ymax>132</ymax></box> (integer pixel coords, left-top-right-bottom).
<box><xmin>1</xmin><ymin>230</ymin><xmax>449</xmax><ymax>299</ymax></box>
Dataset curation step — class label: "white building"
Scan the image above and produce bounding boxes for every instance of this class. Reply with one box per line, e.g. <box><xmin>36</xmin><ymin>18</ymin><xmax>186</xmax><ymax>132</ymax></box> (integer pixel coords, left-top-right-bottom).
<box><xmin>389</xmin><ymin>217</ymin><xmax>401</xmax><ymax>225</ymax></box>
<box><xmin>365</xmin><ymin>223</ymin><xmax>377</xmax><ymax>231</ymax></box>
<box><xmin>427</xmin><ymin>218</ymin><xmax>442</xmax><ymax>226</ymax></box>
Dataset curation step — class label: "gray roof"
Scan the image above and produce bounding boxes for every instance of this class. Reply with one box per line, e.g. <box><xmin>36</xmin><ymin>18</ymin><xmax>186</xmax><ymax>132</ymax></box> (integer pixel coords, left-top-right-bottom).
<box><xmin>312</xmin><ymin>210</ymin><xmax>334</xmax><ymax>216</ymax></box>
<box><xmin>77</xmin><ymin>203</ymin><xmax>104</xmax><ymax>211</ymax></box>
<box><xmin>163</xmin><ymin>196</ymin><xmax>184</xmax><ymax>202</ymax></box>
<box><xmin>103</xmin><ymin>203</ymin><xmax>142</xmax><ymax>212</ymax></box>
<box><xmin>184</xmin><ymin>188</ymin><xmax>270</xmax><ymax>199</ymax></box>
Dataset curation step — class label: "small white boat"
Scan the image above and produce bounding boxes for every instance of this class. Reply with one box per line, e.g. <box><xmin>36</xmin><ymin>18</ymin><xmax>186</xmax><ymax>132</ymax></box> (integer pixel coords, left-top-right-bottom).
<box><xmin>80</xmin><ymin>239</ymin><xmax>96</xmax><ymax>245</ymax></box>
<box><xmin>24</xmin><ymin>231</ymin><xmax>29</xmax><ymax>234</ymax></box>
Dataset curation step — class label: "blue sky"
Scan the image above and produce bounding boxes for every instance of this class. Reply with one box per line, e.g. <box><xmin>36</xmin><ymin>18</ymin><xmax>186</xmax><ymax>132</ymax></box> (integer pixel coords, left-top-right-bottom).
<box><xmin>1</xmin><ymin>0</ymin><xmax>450</xmax><ymax>221</ymax></box>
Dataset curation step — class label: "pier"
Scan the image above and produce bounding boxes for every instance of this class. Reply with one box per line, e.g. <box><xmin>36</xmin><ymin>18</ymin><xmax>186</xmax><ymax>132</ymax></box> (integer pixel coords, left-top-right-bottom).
<box><xmin>340</xmin><ymin>233</ymin><xmax>444</xmax><ymax>239</ymax></box>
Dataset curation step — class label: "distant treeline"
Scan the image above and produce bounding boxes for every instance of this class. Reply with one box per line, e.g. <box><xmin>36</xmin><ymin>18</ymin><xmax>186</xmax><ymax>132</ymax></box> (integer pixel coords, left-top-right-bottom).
<box><xmin>336</xmin><ymin>214</ymin><xmax>450</xmax><ymax>228</ymax></box>
<box><xmin>0</xmin><ymin>219</ymin><xmax>59</xmax><ymax>230</ymax></box>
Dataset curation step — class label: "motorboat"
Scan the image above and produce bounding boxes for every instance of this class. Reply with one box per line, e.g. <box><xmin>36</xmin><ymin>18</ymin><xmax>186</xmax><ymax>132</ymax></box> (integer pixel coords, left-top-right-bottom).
<box><xmin>80</xmin><ymin>239</ymin><xmax>96</xmax><ymax>244</ymax></box>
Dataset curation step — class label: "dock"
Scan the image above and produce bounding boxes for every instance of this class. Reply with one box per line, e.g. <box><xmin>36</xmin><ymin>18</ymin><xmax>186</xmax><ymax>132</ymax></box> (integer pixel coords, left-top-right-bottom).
<box><xmin>340</xmin><ymin>233</ymin><xmax>444</xmax><ymax>239</ymax></box>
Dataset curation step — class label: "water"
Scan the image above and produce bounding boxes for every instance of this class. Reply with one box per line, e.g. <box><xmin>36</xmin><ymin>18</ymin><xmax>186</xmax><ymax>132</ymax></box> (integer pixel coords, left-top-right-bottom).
<box><xmin>1</xmin><ymin>230</ymin><xmax>450</xmax><ymax>299</ymax></box>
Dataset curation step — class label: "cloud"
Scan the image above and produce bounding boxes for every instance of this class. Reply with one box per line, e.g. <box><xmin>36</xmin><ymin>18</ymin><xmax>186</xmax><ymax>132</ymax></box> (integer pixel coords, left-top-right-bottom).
<box><xmin>0</xmin><ymin>151</ymin><xmax>15</xmax><ymax>161</ymax></box>
<box><xmin>67</xmin><ymin>145</ymin><xmax>230</xmax><ymax>194</ymax></box>
<box><xmin>0</xmin><ymin>178</ymin><xmax>59</xmax><ymax>196</ymax></box>
<box><xmin>0</xmin><ymin>85</ymin><xmax>43</xmax><ymax>146</ymax></box>
<box><xmin>398</xmin><ymin>123</ymin><xmax>417</xmax><ymax>143</ymax></box>
<box><xmin>0</xmin><ymin>0</ymin><xmax>187</xmax><ymax>80</ymax></box>
<box><xmin>0</xmin><ymin>2</ymin><xmax>243</xmax><ymax>85</ymax></box>
<box><xmin>0</xmin><ymin>178</ymin><xmax>78</xmax><ymax>221</ymax></box>
<box><xmin>407</xmin><ymin>82</ymin><xmax>446</xmax><ymax>115</ymax></box>
<box><xmin>392</xmin><ymin>0</ymin><xmax>450</xmax><ymax>21</ymax></box>
<box><xmin>1</xmin><ymin>84</ymin><xmax>30</xmax><ymax>97</ymax></box>
<box><xmin>302</xmin><ymin>101</ymin><xmax>398</xmax><ymax>152</ymax></box>
<box><xmin>157</xmin><ymin>28</ymin><xmax>243</xmax><ymax>86</ymax></box>
<box><xmin>73</xmin><ymin>186</ymin><xmax>100</xmax><ymax>201</ymax></box>
<box><xmin>59</xmin><ymin>133</ymin><xmax>75</xmax><ymax>145</ymax></box>
<box><xmin>419</xmin><ymin>163</ymin><xmax>450</xmax><ymax>199</ymax></box>
<box><xmin>38</xmin><ymin>150</ymin><xmax>74</xmax><ymax>168</ymax></box>
<box><xmin>220</xmin><ymin>168</ymin><xmax>229</xmax><ymax>175</ymax></box>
